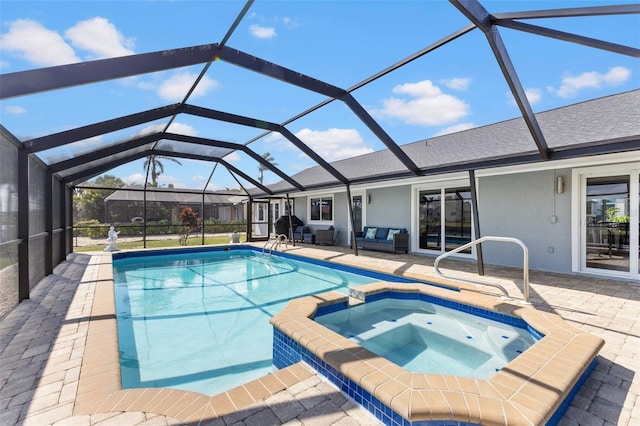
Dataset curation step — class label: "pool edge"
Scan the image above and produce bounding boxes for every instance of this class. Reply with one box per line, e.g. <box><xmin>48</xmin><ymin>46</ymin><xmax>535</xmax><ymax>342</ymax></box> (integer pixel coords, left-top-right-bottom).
<box><xmin>73</xmin><ymin>251</ymin><xmax>328</xmax><ymax>423</ymax></box>
<box><xmin>271</xmin><ymin>282</ymin><xmax>605</xmax><ymax>426</ymax></box>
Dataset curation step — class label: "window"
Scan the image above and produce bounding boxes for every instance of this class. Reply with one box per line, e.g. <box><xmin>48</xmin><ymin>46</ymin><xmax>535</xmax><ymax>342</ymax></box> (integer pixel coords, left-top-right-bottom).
<box><xmin>310</xmin><ymin>196</ymin><xmax>333</xmax><ymax>222</ymax></box>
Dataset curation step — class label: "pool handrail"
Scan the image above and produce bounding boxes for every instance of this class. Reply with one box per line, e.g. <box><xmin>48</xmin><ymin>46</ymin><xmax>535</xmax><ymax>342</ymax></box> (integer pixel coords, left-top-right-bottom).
<box><xmin>263</xmin><ymin>234</ymin><xmax>289</xmax><ymax>254</ymax></box>
<box><xmin>434</xmin><ymin>236</ymin><xmax>531</xmax><ymax>304</ymax></box>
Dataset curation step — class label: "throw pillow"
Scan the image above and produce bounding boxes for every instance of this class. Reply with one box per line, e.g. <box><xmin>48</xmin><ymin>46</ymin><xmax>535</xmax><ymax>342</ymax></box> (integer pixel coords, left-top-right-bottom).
<box><xmin>387</xmin><ymin>229</ymin><xmax>401</xmax><ymax>240</ymax></box>
<box><xmin>365</xmin><ymin>227</ymin><xmax>377</xmax><ymax>239</ymax></box>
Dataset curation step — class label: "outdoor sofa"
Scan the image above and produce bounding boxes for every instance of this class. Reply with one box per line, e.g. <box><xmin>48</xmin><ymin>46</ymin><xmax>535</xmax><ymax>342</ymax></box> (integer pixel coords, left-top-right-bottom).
<box><xmin>355</xmin><ymin>226</ymin><xmax>409</xmax><ymax>254</ymax></box>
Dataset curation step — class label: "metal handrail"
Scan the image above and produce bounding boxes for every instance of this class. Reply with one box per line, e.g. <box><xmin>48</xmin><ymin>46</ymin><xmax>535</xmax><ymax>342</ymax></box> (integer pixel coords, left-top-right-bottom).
<box><xmin>263</xmin><ymin>234</ymin><xmax>288</xmax><ymax>254</ymax></box>
<box><xmin>434</xmin><ymin>236</ymin><xmax>531</xmax><ymax>304</ymax></box>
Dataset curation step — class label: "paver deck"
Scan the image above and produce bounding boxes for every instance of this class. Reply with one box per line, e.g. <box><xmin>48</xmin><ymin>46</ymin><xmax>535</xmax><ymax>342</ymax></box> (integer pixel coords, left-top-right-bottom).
<box><xmin>1</xmin><ymin>243</ymin><xmax>638</xmax><ymax>425</ymax></box>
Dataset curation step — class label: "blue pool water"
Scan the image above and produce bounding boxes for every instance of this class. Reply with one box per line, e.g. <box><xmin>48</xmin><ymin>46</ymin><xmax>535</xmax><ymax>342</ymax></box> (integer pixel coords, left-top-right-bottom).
<box><xmin>314</xmin><ymin>298</ymin><xmax>537</xmax><ymax>379</ymax></box>
<box><xmin>112</xmin><ymin>247</ymin><xmax>416</xmax><ymax>396</ymax></box>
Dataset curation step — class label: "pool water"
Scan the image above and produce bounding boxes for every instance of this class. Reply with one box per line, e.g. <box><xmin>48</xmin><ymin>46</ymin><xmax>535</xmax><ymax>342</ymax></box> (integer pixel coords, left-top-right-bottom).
<box><xmin>113</xmin><ymin>248</ymin><xmax>392</xmax><ymax>396</ymax></box>
<box><xmin>314</xmin><ymin>298</ymin><xmax>537</xmax><ymax>378</ymax></box>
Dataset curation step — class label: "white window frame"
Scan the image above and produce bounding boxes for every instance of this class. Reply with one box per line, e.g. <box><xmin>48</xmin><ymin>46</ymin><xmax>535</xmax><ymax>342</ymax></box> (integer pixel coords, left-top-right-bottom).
<box><xmin>308</xmin><ymin>195</ymin><xmax>334</xmax><ymax>225</ymax></box>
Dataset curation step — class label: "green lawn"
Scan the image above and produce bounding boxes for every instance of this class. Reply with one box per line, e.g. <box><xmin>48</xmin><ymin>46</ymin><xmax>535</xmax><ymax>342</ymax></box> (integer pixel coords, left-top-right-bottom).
<box><xmin>74</xmin><ymin>234</ymin><xmax>245</xmax><ymax>252</ymax></box>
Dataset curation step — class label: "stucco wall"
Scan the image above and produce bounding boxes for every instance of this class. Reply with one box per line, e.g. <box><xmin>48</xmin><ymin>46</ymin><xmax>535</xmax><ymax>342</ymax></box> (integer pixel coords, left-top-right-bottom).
<box><xmin>293</xmin><ymin>171</ymin><xmax>574</xmax><ymax>274</ymax></box>
<box><xmin>365</xmin><ymin>186</ymin><xmax>412</xmax><ymax>231</ymax></box>
<box><xmin>477</xmin><ymin>169</ymin><xmax>572</xmax><ymax>273</ymax></box>
<box><xmin>333</xmin><ymin>192</ymin><xmax>348</xmax><ymax>246</ymax></box>
<box><xmin>293</xmin><ymin>196</ymin><xmax>308</xmax><ymax>224</ymax></box>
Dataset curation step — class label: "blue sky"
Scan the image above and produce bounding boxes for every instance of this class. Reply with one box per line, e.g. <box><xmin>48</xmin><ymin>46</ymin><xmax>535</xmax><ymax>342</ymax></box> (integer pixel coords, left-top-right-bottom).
<box><xmin>1</xmin><ymin>0</ymin><xmax>638</xmax><ymax>191</ymax></box>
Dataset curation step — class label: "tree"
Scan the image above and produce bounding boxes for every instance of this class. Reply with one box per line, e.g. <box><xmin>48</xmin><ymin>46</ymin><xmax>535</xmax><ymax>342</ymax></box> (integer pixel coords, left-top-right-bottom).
<box><xmin>179</xmin><ymin>207</ymin><xmax>201</xmax><ymax>245</ymax></box>
<box><xmin>143</xmin><ymin>155</ymin><xmax>182</xmax><ymax>187</ymax></box>
<box><xmin>73</xmin><ymin>175</ymin><xmax>125</xmax><ymax>222</ymax></box>
<box><xmin>258</xmin><ymin>152</ymin><xmax>278</xmax><ymax>184</ymax></box>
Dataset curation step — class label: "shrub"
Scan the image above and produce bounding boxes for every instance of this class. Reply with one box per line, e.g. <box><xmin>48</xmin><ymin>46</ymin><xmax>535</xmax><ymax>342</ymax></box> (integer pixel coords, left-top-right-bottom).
<box><xmin>74</xmin><ymin>220</ymin><xmax>105</xmax><ymax>238</ymax></box>
<box><xmin>179</xmin><ymin>207</ymin><xmax>201</xmax><ymax>245</ymax></box>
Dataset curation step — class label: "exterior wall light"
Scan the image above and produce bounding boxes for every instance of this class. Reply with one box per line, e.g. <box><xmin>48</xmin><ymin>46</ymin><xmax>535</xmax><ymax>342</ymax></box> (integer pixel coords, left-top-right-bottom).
<box><xmin>557</xmin><ymin>175</ymin><xmax>565</xmax><ymax>194</ymax></box>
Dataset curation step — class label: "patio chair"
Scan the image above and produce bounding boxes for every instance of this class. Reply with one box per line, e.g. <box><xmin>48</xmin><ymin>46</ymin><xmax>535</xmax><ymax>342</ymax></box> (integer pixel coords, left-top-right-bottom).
<box><xmin>293</xmin><ymin>226</ymin><xmax>314</xmax><ymax>243</ymax></box>
<box><xmin>315</xmin><ymin>227</ymin><xmax>338</xmax><ymax>246</ymax></box>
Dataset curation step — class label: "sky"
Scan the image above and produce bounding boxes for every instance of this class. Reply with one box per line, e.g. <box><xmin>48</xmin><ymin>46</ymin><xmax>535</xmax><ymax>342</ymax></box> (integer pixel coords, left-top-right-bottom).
<box><xmin>1</xmin><ymin>0</ymin><xmax>638</xmax><ymax>191</ymax></box>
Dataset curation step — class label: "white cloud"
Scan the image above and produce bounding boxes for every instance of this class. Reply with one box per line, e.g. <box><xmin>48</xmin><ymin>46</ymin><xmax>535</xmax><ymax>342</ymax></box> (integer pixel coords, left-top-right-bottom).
<box><xmin>3</xmin><ymin>105</ymin><xmax>27</xmax><ymax>114</ymax></box>
<box><xmin>433</xmin><ymin>122</ymin><xmax>475</xmax><ymax>137</ymax></box>
<box><xmin>249</xmin><ymin>24</ymin><xmax>276</xmax><ymax>39</ymax></box>
<box><xmin>525</xmin><ymin>88</ymin><xmax>542</xmax><ymax>105</ymax></box>
<box><xmin>206</xmin><ymin>182</ymin><xmax>223</xmax><ymax>191</ymax></box>
<box><xmin>0</xmin><ymin>19</ymin><xmax>79</xmax><ymax>66</ymax></box>
<box><xmin>65</xmin><ymin>17</ymin><xmax>135</xmax><ymax>59</ymax></box>
<box><xmin>167</xmin><ymin>122</ymin><xmax>198</xmax><ymax>136</ymax></box>
<box><xmin>122</xmin><ymin>173</ymin><xmax>146</xmax><ymax>186</ymax></box>
<box><xmin>261</xmin><ymin>132</ymin><xmax>293</xmax><ymax>152</ymax></box>
<box><xmin>263</xmin><ymin>132</ymin><xmax>284</xmax><ymax>143</ymax></box>
<box><xmin>157</xmin><ymin>72</ymin><xmax>218</xmax><ymax>101</ymax></box>
<box><xmin>282</xmin><ymin>17</ymin><xmax>299</xmax><ymax>29</ymax></box>
<box><xmin>262</xmin><ymin>128</ymin><xmax>373</xmax><ymax>162</ymax></box>
<box><xmin>223</xmin><ymin>152</ymin><xmax>242</xmax><ymax>163</ymax></box>
<box><xmin>440</xmin><ymin>78</ymin><xmax>471</xmax><ymax>91</ymax></box>
<box><xmin>507</xmin><ymin>88</ymin><xmax>542</xmax><ymax>106</ymax></box>
<box><xmin>373</xmin><ymin>80</ymin><xmax>470</xmax><ymax>126</ymax></box>
<box><xmin>548</xmin><ymin>66</ymin><xmax>631</xmax><ymax>98</ymax></box>
<box><xmin>135</xmin><ymin>122</ymin><xmax>198</xmax><ymax>137</ymax></box>
<box><xmin>295</xmin><ymin>128</ymin><xmax>373</xmax><ymax>161</ymax></box>
<box><xmin>156</xmin><ymin>175</ymin><xmax>183</xmax><ymax>187</ymax></box>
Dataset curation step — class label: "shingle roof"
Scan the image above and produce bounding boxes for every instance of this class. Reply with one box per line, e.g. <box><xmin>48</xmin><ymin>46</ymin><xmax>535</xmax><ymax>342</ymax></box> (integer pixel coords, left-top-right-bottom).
<box><xmin>105</xmin><ymin>188</ymin><xmax>246</xmax><ymax>204</ymax></box>
<box><xmin>266</xmin><ymin>89</ymin><xmax>640</xmax><ymax>195</ymax></box>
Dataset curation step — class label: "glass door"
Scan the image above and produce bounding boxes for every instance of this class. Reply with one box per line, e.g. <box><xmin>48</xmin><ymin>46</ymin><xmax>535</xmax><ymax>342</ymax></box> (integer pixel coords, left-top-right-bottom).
<box><xmin>585</xmin><ymin>176</ymin><xmax>630</xmax><ymax>271</ymax></box>
<box><xmin>351</xmin><ymin>195</ymin><xmax>363</xmax><ymax>232</ymax></box>
<box><xmin>270</xmin><ymin>201</ymin><xmax>280</xmax><ymax>234</ymax></box>
<box><xmin>444</xmin><ymin>188</ymin><xmax>472</xmax><ymax>253</ymax></box>
<box><xmin>419</xmin><ymin>190</ymin><xmax>441</xmax><ymax>250</ymax></box>
<box><xmin>579</xmin><ymin>166</ymin><xmax>639</xmax><ymax>278</ymax></box>
<box><xmin>418</xmin><ymin>186</ymin><xmax>472</xmax><ymax>254</ymax></box>
<box><xmin>250</xmin><ymin>200</ymin><xmax>270</xmax><ymax>240</ymax></box>
<box><xmin>349</xmin><ymin>194</ymin><xmax>363</xmax><ymax>246</ymax></box>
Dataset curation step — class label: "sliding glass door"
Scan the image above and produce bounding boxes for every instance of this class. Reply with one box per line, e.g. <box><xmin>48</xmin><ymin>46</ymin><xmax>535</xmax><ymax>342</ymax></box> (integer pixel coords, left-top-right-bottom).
<box><xmin>579</xmin><ymin>166</ymin><xmax>639</xmax><ymax>278</ymax></box>
<box><xmin>417</xmin><ymin>186</ymin><xmax>472</xmax><ymax>254</ymax></box>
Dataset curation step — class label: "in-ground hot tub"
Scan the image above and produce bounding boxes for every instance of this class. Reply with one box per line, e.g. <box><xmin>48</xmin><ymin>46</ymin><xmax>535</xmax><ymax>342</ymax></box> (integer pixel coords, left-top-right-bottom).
<box><xmin>314</xmin><ymin>297</ymin><xmax>538</xmax><ymax>380</ymax></box>
<box><xmin>271</xmin><ymin>282</ymin><xmax>604</xmax><ymax>426</ymax></box>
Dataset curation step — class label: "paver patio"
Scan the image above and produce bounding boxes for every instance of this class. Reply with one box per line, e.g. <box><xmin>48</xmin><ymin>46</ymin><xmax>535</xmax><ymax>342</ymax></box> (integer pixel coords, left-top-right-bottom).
<box><xmin>0</xmin><ymin>244</ymin><xmax>638</xmax><ymax>425</ymax></box>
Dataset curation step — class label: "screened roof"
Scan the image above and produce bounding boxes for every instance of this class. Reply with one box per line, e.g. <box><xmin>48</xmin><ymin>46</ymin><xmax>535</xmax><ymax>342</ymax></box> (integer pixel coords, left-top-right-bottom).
<box><xmin>1</xmin><ymin>1</ymin><xmax>638</xmax><ymax>196</ymax></box>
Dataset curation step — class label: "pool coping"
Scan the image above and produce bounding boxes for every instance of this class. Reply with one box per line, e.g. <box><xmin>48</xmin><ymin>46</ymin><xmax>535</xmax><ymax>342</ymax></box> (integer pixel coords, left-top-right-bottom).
<box><xmin>270</xmin><ymin>281</ymin><xmax>605</xmax><ymax>425</ymax></box>
<box><xmin>73</xmin><ymin>252</ymin><xmax>319</xmax><ymax>423</ymax></box>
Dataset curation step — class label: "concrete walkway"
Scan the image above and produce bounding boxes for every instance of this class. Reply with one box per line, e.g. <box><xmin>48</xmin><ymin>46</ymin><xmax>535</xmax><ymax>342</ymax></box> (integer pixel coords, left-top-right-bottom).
<box><xmin>0</xmin><ymin>245</ymin><xmax>638</xmax><ymax>425</ymax></box>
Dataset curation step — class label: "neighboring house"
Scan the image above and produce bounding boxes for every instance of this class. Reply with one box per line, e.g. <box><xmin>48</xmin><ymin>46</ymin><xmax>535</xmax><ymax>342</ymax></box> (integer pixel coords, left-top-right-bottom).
<box><xmin>105</xmin><ymin>187</ymin><xmax>246</xmax><ymax>223</ymax></box>
<box><xmin>260</xmin><ymin>90</ymin><xmax>640</xmax><ymax>281</ymax></box>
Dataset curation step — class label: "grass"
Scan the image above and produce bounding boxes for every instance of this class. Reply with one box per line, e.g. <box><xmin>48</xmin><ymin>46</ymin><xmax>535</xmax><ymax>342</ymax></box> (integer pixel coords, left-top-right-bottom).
<box><xmin>74</xmin><ymin>234</ymin><xmax>245</xmax><ymax>252</ymax></box>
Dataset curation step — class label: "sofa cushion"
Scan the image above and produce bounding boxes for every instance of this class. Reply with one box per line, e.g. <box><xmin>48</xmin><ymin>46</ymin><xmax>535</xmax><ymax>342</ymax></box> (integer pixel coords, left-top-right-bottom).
<box><xmin>365</xmin><ymin>227</ymin><xmax>378</xmax><ymax>239</ymax></box>
<box><xmin>387</xmin><ymin>229</ymin><xmax>401</xmax><ymax>240</ymax></box>
<box><xmin>375</xmin><ymin>227</ymin><xmax>389</xmax><ymax>240</ymax></box>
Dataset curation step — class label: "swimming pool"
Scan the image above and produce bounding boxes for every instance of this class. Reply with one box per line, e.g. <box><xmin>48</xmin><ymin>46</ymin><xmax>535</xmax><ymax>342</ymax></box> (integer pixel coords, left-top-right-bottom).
<box><xmin>314</xmin><ymin>297</ymin><xmax>537</xmax><ymax>379</ymax></box>
<box><xmin>112</xmin><ymin>246</ymin><xmax>424</xmax><ymax>396</ymax></box>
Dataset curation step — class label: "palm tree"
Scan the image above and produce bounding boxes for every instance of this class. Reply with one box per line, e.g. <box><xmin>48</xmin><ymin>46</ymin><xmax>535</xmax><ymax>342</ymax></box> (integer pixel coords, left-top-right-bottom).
<box><xmin>258</xmin><ymin>152</ymin><xmax>278</xmax><ymax>184</ymax></box>
<box><xmin>143</xmin><ymin>155</ymin><xmax>182</xmax><ymax>187</ymax></box>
